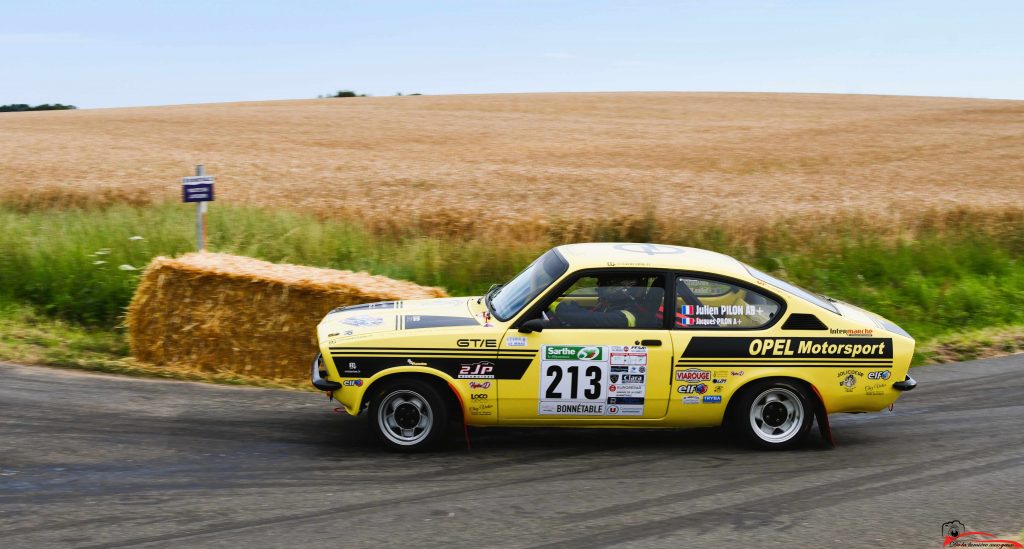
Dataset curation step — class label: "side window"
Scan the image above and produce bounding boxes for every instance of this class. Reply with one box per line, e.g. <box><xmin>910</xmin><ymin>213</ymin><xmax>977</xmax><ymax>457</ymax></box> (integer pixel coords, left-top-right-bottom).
<box><xmin>542</xmin><ymin>273</ymin><xmax>665</xmax><ymax>329</ymax></box>
<box><xmin>674</xmin><ymin>276</ymin><xmax>780</xmax><ymax>329</ymax></box>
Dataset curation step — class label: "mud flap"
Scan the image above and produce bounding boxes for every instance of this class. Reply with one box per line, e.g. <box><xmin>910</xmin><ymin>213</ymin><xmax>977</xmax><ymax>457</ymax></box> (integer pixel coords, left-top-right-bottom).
<box><xmin>447</xmin><ymin>382</ymin><xmax>472</xmax><ymax>451</ymax></box>
<box><xmin>809</xmin><ymin>384</ymin><xmax>835</xmax><ymax>448</ymax></box>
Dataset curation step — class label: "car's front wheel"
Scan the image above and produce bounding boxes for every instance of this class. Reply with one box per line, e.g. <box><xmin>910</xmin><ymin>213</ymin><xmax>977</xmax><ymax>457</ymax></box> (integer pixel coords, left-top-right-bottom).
<box><xmin>731</xmin><ymin>380</ymin><xmax>814</xmax><ymax>450</ymax></box>
<box><xmin>369</xmin><ymin>378</ymin><xmax>450</xmax><ymax>452</ymax></box>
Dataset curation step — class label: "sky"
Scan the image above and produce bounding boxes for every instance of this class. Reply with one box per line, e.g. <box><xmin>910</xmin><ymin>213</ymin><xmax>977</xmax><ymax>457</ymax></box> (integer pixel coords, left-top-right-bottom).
<box><xmin>2</xmin><ymin>0</ymin><xmax>1022</xmax><ymax>108</ymax></box>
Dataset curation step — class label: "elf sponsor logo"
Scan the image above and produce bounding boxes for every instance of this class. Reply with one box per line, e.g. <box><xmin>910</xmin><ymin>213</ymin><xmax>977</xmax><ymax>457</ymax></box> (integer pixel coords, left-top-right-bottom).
<box><xmin>468</xmin><ymin>381</ymin><xmax>492</xmax><ymax>389</ymax></box>
<box><xmin>342</xmin><ymin>379</ymin><xmax>363</xmax><ymax>387</ymax></box>
<box><xmin>868</xmin><ymin>370</ymin><xmax>891</xmax><ymax>380</ymax></box>
<box><xmin>678</xmin><ymin>383</ymin><xmax>708</xmax><ymax>394</ymax></box>
<box><xmin>675</xmin><ymin>368</ymin><xmax>712</xmax><ymax>382</ymax></box>
<box><xmin>545</xmin><ymin>345</ymin><xmax>604</xmax><ymax>361</ymax></box>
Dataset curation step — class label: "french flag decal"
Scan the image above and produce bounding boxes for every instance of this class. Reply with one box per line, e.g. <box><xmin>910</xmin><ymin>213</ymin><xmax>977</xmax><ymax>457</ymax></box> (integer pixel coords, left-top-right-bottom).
<box><xmin>680</xmin><ymin>316</ymin><xmax>696</xmax><ymax>326</ymax></box>
<box><xmin>681</xmin><ymin>305</ymin><xmax>696</xmax><ymax>315</ymax></box>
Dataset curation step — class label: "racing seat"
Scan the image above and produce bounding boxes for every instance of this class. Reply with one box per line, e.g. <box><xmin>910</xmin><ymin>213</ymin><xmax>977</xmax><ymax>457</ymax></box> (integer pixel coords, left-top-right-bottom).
<box><xmin>634</xmin><ymin>286</ymin><xmax>665</xmax><ymax>328</ymax></box>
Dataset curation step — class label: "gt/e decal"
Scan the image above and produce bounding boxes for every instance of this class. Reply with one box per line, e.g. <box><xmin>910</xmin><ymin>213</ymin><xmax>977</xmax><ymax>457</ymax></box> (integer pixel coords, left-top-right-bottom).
<box><xmin>457</xmin><ymin>338</ymin><xmax>497</xmax><ymax>348</ymax></box>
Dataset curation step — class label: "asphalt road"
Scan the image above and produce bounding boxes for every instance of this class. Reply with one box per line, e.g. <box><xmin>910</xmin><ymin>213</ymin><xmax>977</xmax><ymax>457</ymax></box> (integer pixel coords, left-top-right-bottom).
<box><xmin>1</xmin><ymin>357</ymin><xmax>1022</xmax><ymax>548</ymax></box>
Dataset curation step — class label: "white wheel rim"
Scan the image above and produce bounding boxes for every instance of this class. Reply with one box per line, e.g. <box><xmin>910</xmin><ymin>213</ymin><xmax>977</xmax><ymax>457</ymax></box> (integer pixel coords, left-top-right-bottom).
<box><xmin>749</xmin><ymin>387</ymin><xmax>804</xmax><ymax>444</ymax></box>
<box><xmin>377</xmin><ymin>389</ymin><xmax>433</xmax><ymax>446</ymax></box>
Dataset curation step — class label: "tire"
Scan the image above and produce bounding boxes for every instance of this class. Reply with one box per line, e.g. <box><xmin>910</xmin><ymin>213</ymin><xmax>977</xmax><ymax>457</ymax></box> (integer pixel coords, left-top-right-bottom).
<box><xmin>730</xmin><ymin>379</ymin><xmax>814</xmax><ymax>450</ymax></box>
<box><xmin>368</xmin><ymin>378</ymin><xmax>450</xmax><ymax>452</ymax></box>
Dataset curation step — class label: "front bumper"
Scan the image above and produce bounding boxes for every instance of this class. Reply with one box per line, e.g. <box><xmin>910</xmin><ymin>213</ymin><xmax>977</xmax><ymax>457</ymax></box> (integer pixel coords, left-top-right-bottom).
<box><xmin>311</xmin><ymin>352</ymin><xmax>341</xmax><ymax>391</ymax></box>
<box><xmin>893</xmin><ymin>374</ymin><xmax>917</xmax><ymax>391</ymax></box>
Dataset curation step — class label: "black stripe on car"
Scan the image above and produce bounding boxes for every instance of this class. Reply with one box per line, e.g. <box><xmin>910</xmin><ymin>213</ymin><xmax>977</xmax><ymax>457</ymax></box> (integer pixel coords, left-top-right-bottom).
<box><xmin>329</xmin><ymin>356</ymin><xmax>533</xmax><ymax>380</ymax></box>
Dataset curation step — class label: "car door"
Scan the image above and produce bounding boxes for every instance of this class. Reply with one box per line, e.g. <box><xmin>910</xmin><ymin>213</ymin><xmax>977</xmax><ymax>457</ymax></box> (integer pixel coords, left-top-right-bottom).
<box><xmin>497</xmin><ymin>270</ymin><xmax>674</xmax><ymax>423</ymax></box>
<box><xmin>667</xmin><ymin>273</ymin><xmax>785</xmax><ymax>406</ymax></box>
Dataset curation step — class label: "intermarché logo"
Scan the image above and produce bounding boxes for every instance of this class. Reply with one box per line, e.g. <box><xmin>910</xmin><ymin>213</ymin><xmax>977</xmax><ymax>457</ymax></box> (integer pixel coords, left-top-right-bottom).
<box><xmin>545</xmin><ymin>345</ymin><xmax>604</xmax><ymax>361</ymax></box>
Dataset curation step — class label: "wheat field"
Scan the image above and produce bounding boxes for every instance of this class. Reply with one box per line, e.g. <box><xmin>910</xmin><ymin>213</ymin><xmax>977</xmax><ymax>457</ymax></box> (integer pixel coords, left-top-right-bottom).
<box><xmin>3</xmin><ymin>92</ymin><xmax>1023</xmax><ymax>234</ymax></box>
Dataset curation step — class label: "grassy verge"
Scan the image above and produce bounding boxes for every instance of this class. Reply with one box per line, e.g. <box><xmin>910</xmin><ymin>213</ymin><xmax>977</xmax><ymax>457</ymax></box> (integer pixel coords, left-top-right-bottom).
<box><xmin>0</xmin><ymin>202</ymin><xmax>1022</xmax><ymax>373</ymax></box>
<box><xmin>0</xmin><ymin>300</ymin><xmax>306</xmax><ymax>389</ymax></box>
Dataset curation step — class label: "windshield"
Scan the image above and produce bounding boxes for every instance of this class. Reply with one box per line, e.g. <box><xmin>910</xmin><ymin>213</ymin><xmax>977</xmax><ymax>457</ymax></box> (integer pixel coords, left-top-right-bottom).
<box><xmin>491</xmin><ymin>249</ymin><xmax>568</xmax><ymax>321</ymax></box>
<box><xmin>744</xmin><ymin>265</ymin><xmax>840</xmax><ymax>315</ymax></box>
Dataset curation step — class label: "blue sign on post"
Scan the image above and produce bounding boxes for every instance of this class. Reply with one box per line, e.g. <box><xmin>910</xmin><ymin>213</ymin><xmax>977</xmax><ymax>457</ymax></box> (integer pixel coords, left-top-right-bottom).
<box><xmin>182</xmin><ymin>175</ymin><xmax>215</xmax><ymax>203</ymax></box>
<box><xmin>182</xmin><ymin>183</ymin><xmax>214</xmax><ymax>202</ymax></box>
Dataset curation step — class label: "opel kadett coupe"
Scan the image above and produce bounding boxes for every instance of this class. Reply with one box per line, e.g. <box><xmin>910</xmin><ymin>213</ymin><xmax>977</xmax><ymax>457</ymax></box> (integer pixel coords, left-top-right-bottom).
<box><xmin>311</xmin><ymin>243</ymin><xmax>915</xmax><ymax>451</ymax></box>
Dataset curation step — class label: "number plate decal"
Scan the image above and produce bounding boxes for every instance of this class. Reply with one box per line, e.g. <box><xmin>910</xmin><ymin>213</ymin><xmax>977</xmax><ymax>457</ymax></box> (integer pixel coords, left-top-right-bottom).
<box><xmin>539</xmin><ymin>345</ymin><xmax>647</xmax><ymax>416</ymax></box>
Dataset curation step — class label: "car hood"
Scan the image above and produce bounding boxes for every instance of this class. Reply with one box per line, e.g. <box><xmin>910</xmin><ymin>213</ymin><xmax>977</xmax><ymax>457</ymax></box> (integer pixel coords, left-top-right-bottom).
<box><xmin>317</xmin><ymin>297</ymin><xmax>485</xmax><ymax>342</ymax></box>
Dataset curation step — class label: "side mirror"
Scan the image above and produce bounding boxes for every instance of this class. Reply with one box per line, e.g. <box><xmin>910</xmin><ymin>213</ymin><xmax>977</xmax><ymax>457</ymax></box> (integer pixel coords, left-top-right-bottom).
<box><xmin>518</xmin><ymin>318</ymin><xmax>545</xmax><ymax>333</ymax></box>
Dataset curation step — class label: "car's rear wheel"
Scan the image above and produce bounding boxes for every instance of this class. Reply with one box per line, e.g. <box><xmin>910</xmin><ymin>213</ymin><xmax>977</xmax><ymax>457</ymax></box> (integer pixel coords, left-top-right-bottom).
<box><xmin>731</xmin><ymin>380</ymin><xmax>814</xmax><ymax>450</ymax></box>
<box><xmin>369</xmin><ymin>378</ymin><xmax>449</xmax><ymax>452</ymax></box>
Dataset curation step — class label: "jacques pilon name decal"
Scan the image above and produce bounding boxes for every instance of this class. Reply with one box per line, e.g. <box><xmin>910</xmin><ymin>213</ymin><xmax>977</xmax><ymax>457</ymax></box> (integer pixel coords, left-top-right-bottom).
<box><xmin>680</xmin><ymin>337</ymin><xmax>894</xmax><ymax>360</ymax></box>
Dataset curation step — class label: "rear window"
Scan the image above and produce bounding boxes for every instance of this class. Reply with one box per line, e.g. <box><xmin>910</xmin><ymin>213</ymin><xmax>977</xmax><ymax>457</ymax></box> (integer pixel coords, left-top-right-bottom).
<box><xmin>743</xmin><ymin>265</ymin><xmax>840</xmax><ymax>315</ymax></box>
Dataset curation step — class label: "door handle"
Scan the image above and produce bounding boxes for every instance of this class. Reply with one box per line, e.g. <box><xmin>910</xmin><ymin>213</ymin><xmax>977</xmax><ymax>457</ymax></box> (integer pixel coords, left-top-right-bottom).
<box><xmin>638</xmin><ymin>339</ymin><xmax>662</xmax><ymax>347</ymax></box>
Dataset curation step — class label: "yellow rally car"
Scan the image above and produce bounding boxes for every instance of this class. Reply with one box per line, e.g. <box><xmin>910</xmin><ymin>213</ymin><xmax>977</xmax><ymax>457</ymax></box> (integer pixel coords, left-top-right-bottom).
<box><xmin>311</xmin><ymin>243</ymin><xmax>916</xmax><ymax>451</ymax></box>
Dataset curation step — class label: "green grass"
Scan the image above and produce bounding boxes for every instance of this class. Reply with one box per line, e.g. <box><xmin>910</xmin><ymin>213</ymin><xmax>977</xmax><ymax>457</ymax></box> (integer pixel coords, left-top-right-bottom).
<box><xmin>0</xmin><ymin>202</ymin><xmax>1022</xmax><ymax>368</ymax></box>
<box><xmin>0</xmin><ymin>299</ymin><xmax>308</xmax><ymax>389</ymax></box>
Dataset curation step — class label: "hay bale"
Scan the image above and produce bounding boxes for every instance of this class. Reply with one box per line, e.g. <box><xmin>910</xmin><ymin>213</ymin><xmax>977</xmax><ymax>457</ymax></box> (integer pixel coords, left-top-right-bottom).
<box><xmin>127</xmin><ymin>253</ymin><xmax>448</xmax><ymax>381</ymax></box>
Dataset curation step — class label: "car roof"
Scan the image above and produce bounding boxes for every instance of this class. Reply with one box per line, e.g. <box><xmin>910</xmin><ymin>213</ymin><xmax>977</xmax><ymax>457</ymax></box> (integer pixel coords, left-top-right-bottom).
<box><xmin>555</xmin><ymin>243</ymin><xmax>750</xmax><ymax>279</ymax></box>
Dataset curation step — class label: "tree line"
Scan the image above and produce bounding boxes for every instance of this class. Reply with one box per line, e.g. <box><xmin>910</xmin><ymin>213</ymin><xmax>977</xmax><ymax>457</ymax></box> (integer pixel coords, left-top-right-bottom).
<box><xmin>0</xmin><ymin>103</ymin><xmax>77</xmax><ymax>112</ymax></box>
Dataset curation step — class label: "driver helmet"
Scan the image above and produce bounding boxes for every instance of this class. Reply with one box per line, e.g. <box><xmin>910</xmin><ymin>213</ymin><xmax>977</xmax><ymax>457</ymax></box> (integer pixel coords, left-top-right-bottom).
<box><xmin>596</xmin><ymin>276</ymin><xmax>645</xmax><ymax>305</ymax></box>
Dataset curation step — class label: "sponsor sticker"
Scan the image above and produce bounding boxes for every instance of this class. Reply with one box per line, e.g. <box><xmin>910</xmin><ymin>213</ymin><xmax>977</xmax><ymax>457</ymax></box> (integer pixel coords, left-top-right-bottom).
<box><xmin>681</xmin><ymin>337</ymin><xmax>894</xmax><ymax>360</ymax></box>
<box><xmin>682</xmin><ymin>396</ymin><xmax>700</xmax><ymax>404</ymax></box>
<box><xmin>469</xmin><ymin>402</ymin><xmax>495</xmax><ymax>416</ymax></box>
<box><xmin>540</xmin><ymin>402</ymin><xmax>605</xmax><ymax>415</ymax></box>
<box><xmin>863</xmin><ymin>382</ymin><xmax>886</xmax><ymax>396</ymax></box>
<box><xmin>505</xmin><ymin>336</ymin><xmax>528</xmax><ymax>347</ymax></box>
<box><xmin>712</xmin><ymin>378</ymin><xmax>727</xmax><ymax>384</ymax></box>
<box><xmin>703</xmin><ymin>395</ymin><xmax>722</xmax><ymax>404</ymax></box>
<box><xmin>459</xmin><ymin>361</ymin><xmax>495</xmax><ymax>379</ymax></box>
<box><xmin>675</xmin><ymin>368</ymin><xmax>711</xmax><ymax>382</ymax></box>
<box><xmin>677</xmin><ymin>383</ymin><xmax>708</xmax><ymax>394</ymax></box>
<box><xmin>867</xmin><ymin>370</ymin><xmax>891</xmax><ymax>380</ymax></box>
<box><xmin>545</xmin><ymin>345</ymin><xmax>603</xmax><ymax>361</ymax></box>
<box><xmin>342</xmin><ymin>315</ymin><xmax>384</xmax><ymax>327</ymax></box>
<box><xmin>539</xmin><ymin>344</ymin><xmax>646</xmax><ymax>416</ymax></box>
<box><xmin>830</xmin><ymin>327</ymin><xmax>874</xmax><ymax>337</ymax></box>
<box><xmin>468</xmin><ymin>381</ymin><xmax>492</xmax><ymax>389</ymax></box>
<box><xmin>837</xmin><ymin>369</ymin><xmax>864</xmax><ymax>392</ymax></box>
<box><xmin>342</xmin><ymin>379</ymin><xmax>363</xmax><ymax>387</ymax></box>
